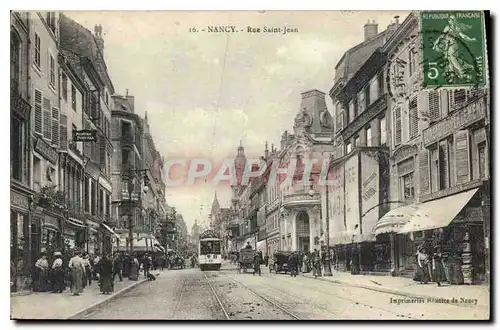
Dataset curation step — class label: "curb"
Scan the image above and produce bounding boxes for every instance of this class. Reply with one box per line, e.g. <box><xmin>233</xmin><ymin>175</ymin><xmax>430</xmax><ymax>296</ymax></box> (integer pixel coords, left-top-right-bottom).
<box><xmin>301</xmin><ymin>274</ymin><xmax>489</xmax><ymax>310</ymax></box>
<box><xmin>10</xmin><ymin>291</ymin><xmax>32</xmax><ymax>297</ymax></box>
<box><xmin>66</xmin><ymin>278</ymin><xmax>148</xmax><ymax>319</ymax></box>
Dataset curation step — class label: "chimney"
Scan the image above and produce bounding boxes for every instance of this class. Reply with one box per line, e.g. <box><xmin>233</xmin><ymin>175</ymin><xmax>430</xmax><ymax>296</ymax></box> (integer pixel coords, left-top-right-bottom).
<box><xmin>364</xmin><ymin>20</ymin><xmax>378</xmax><ymax>41</ymax></box>
<box><xmin>386</xmin><ymin>16</ymin><xmax>400</xmax><ymax>37</ymax></box>
<box><xmin>94</xmin><ymin>24</ymin><xmax>104</xmax><ymax>56</ymax></box>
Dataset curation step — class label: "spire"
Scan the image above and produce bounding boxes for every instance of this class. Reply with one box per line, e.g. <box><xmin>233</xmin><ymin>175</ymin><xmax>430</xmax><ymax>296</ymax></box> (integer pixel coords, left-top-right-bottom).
<box><xmin>237</xmin><ymin>141</ymin><xmax>245</xmax><ymax>157</ymax></box>
<box><xmin>211</xmin><ymin>191</ymin><xmax>220</xmax><ymax>213</ymax></box>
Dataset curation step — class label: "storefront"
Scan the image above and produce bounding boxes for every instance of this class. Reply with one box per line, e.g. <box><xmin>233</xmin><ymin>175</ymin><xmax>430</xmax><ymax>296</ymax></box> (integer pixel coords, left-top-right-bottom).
<box><xmin>10</xmin><ymin>185</ymin><xmax>33</xmax><ymax>291</ymax></box>
<box><xmin>398</xmin><ymin>184</ymin><xmax>486</xmax><ymax>284</ymax></box>
<box><xmin>64</xmin><ymin>217</ymin><xmax>87</xmax><ymax>251</ymax></box>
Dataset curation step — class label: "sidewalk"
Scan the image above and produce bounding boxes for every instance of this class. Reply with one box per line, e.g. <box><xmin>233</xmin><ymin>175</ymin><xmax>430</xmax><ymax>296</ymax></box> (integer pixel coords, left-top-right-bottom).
<box><xmin>10</xmin><ymin>271</ymin><xmax>162</xmax><ymax>320</ymax></box>
<box><xmin>301</xmin><ymin>271</ymin><xmax>490</xmax><ymax>310</ymax></box>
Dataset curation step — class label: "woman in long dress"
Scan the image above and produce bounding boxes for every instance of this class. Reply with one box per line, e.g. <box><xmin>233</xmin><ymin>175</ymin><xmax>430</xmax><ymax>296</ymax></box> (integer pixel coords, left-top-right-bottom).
<box><xmin>34</xmin><ymin>254</ymin><xmax>49</xmax><ymax>292</ymax></box>
<box><xmin>413</xmin><ymin>245</ymin><xmax>431</xmax><ymax>284</ymax></box>
<box><xmin>432</xmin><ymin>245</ymin><xmax>448</xmax><ymax>286</ymax></box>
<box><xmin>129</xmin><ymin>254</ymin><xmax>139</xmax><ymax>281</ymax></box>
<box><xmin>98</xmin><ymin>255</ymin><xmax>114</xmax><ymax>294</ymax></box>
<box><xmin>69</xmin><ymin>251</ymin><xmax>85</xmax><ymax>296</ymax></box>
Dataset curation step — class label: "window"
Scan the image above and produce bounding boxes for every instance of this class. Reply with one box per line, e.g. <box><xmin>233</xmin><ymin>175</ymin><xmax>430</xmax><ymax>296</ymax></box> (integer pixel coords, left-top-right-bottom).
<box><xmin>364</xmin><ymin>85</ymin><xmax>371</xmax><ymax>108</ymax></box>
<box><xmin>105</xmin><ymin>92</ymin><xmax>109</xmax><ymax>106</ymax></box>
<box><xmin>34</xmin><ymin>33</ymin><xmax>41</xmax><ymax>68</ymax></box>
<box><xmin>439</xmin><ymin>141</ymin><xmax>449</xmax><ymax>189</ymax></box>
<box><xmin>377</xmin><ymin>71</ymin><xmax>384</xmax><ymax>96</ymax></box>
<box><xmin>409</xmin><ymin>96</ymin><xmax>418</xmax><ymax>139</ymax></box>
<box><xmin>353</xmin><ymin>98</ymin><xmax>358</xmax><ymax>118</ymax></box>
<box><xmin>358</xmin><ymin>91</ymin><xmax>365</xmax><ymax>113</ymax></box>
<box><xmin>346</xmin><ymin>142</ymin><xmax>352</xmax><ymax>154</ymax></box>
<box><xmin>84</xmin><ymin>177</ymin><xmax>89</xmax><ymax>213</ymax></box>
<box><xmin>10</xmin><ymin>32</ymin><xmax>20</xmax><ymax>87</ymax></box>
<box><xmin>366</xmin><ymin>127</ymin><xmax>372</xmax><ymax>146</ymax></box>
<box><xmin>393</xmin><ymin>107</ymin><xmax>402</xmax><ymax>146</ymax></box>
<box><xmin>379</xmin><ymin>116</ymin><xmax>387</xmax><ymax>145</ymax></box>
<box><xmin>71</xmin><ymin>85</ymin><xmax>76</xmax><ymax>110</ymax></box>
<box><xmin>449</xmin><ymin>89</ymin><xmax>467</xmax><ymax>112</ymax></box>
<box><xmin>354</xmin><ymin>136</ymin><xmax>360</xmax><ymax>147</ymax></box>
<box><xmin>70</xmin><ymin>124</ymin><xmax>77</xmax><ymax>150</ymax></box>
<box><xmin>49</xmin><ymin>54</ymin><xmax>56</xmax><ymax>88</ymax></box>
<box><xmin>478</xmin><ymin>143</ymin><xmax>487</xmax><ymax>179</ymax></box>
<box><xmin>11</xmin><ymin>116</ymin><xmax>22</xmax><ymax>181</ymax></box>
<box><xmin>46</xmin><ymin>12</ymin><xmax>56</xmax><ymax>34</ymax></box>
<box><xmin>402</xmin><ymin>172</ymin><xmax>415</xmax><ymax>200</ymax></box>
<box><xmin>428</xmin><ymin>90</ymin><xmax>441</xmax><ymax>123</ymax></box>
<box><xmin>430</xmin><ymin>146</ymin><xmax>439</xmax><ymax>192</ymax></box>
<box><xmin>61</xmin><ymin>73</ymin><xmax>68</xmax><ymax>101</ymax></box>
<box><xmin>408</xmin><ymin>47</ymin><xmax>416</xmax><ymax>77</ymax></box>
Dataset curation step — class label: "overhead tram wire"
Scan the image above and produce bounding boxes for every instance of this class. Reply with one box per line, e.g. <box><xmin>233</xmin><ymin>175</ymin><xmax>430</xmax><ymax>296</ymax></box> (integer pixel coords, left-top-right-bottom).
<box><xmin>205</xmin><ymin>33</ymin><xmax>230</xmax><ymax>183</ymax></box>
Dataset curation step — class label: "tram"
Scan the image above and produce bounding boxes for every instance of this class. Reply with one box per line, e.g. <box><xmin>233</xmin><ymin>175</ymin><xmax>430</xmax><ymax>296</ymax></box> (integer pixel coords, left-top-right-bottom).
<box><xmin>198</xmin><ymin>229</ymin><xmax>222</xmax><ymax>271</ymax></box>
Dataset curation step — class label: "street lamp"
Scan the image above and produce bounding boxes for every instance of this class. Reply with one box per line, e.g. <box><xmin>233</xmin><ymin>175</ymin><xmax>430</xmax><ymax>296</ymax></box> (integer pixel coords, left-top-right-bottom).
<box><xmin>309</xmin><ymin>185</ymin><xmax>332</xmax><ymax>276</ymax></box>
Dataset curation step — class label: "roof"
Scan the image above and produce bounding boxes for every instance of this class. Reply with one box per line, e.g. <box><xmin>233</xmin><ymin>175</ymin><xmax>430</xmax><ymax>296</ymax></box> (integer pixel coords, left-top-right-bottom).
<box><xmin>333</xmin><ymin>30</ymin><xmax>388</xmax><ymax>85</ymax></box>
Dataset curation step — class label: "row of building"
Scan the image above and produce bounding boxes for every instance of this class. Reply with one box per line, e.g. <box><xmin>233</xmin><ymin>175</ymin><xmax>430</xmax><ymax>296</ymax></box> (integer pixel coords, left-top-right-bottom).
<box><xmin>222</xmin><ymin>13</ymin><xmax>490</xmax><ymax>284</ymax></box>
<box><xmin>10</xmin><ymin>12</ymin><xmax>181</xmax><ymax>290</ymax></box>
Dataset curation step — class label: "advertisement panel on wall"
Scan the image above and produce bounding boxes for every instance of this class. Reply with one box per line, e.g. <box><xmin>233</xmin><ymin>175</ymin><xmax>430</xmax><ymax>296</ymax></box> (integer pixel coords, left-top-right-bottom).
<box><xmin>329</xmin><ymin>163</ymin><xmax>345</xmax><ymax>239</ymax></box>
<box><xmin>344</xmin><ymin>153</ymin><xmax>360</xmax><ymax>235</ymax></box>
<box><xmin>360</xmin><ymin>152</ymin><xmax>380</xmax><ymax>235</ymax></box>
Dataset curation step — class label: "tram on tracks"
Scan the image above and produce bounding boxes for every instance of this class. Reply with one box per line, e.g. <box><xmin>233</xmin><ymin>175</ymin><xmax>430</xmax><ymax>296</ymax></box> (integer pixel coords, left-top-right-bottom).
<box><xmin>198</xmin><ymin>229</ymin><xmax>222</xmax><ymax>271</ymax></box>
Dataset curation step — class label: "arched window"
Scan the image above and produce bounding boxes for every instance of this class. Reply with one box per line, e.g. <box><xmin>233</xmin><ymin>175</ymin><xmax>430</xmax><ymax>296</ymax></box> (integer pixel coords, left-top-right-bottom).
<box><xmin>10</xmin><ymin>30</ymin><xmax>21</xmax><ymax>90</ymax></box>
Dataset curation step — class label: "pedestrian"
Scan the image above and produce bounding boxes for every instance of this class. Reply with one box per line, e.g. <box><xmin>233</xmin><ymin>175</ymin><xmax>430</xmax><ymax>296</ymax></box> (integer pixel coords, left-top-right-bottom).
<box><xmin>34</xmin><ymin>253</ymin><xmax>49</xmax><ymax>292</ymax></box>
<box><xmin>129</xmin><ymin>254</ymin><xmax>139</xmax><ymax>281</ymax></box>
<box><xmin>93</xmin><ymin>253</ymin><xmax>100</xmax><ymax>281</ymax></box>
<box><xmin>350</xmin><ymin>248</ymin><xmax>360</xmax><ymax>275</ymax></box>
<box><xmin>113</xmin><ymin>253</ymin><xmax>123</xmax><ymax>282</ymax></box>
<box><xmin>432</xmin><ymin>245</ymin><xmax>447</xmax><ymax>286</ymax></box>
<box><xmin>253</xmin><ymin>252</ymin><xmax>262</xmax><ymax>276</ymax></box>
<box><xmin>10</xmin><ymin>259</ymin><xmax>16</xmax><ymax>292</ymax></box>
<box><xmin>298</xmin><ymin>253</ymin><xmax>303</xmax><ymax>274</ymax></box>
<box><xmin>98</xmin><ymin>254</ymin><xmax>114</xmax><ymax>294</ymax></box>
<box><xmin>312</xmin><ymin>249</ymin><xmax>322</xmax><ymax>278</ymax></box>
<box><xmin>143</xmin><ymin>253</ymin><xmax>151</xmax><ymax>278</ymax></box>
<box><xmin>288</xmin><ymin>252</ymin><xmax>298</xmax><ymax>277</ymax></box>
<box><xmin>302</xmin><ymin>254</ymin><xmax>309</xmax><ymax>273</ymax></box>
<box><xmin>82</xmin><ymin>253</ymin><xmax>92</xmax><ymax>288</ymax></box>
<box><xmin>413</xmin><ymin>244</ymin><xmax>431</xmax><ymax>284</ymax></box>
<box><xmin>50</xmin><ymin>252</ymin><xmax>64</xmax><ymax>293</ymax></box>
<box><xmin>68</xmin><ymin>251</ymin><xmax>85</xmax><ymax>296</ymax></box>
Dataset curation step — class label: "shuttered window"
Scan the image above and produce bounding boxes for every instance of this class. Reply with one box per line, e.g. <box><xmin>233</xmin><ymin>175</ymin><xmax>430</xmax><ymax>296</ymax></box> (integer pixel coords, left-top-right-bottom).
<box><xmin>34</xmin><ymin>33</ymin><xmax>41</xmax><ymax>68</ymax></box>
<box><xmin>430</xmin><ymin>146</ymin><xmax>439</xmax><ymax>192</ymax></box>
<box><xmin>51</xmin><ymin>107</ymin><xmax>59</xmax><ymax>146</ymax></box>
<box><xmin>419</xmin><ymin>149</ymin><xmax>430</xmax><ymax>195</ymax></box>
<box><xmin>393</xmin><ymin>107</ymin><xmax>402</xmax><ymax>146</ymax></box>
<box><xmin>59</xmin><ymin>114</ymin><xmax>68</xmax><ymax>151</ymax></box>
<box><xmin>380</xmin><ymin>116</ymin><xmax>387</xmax><ymax>145</ymax></box>
<box><xmin>42</xmin><ymin>98</ymin><xmax>52</xmax><ymax>140</ymax></box>
<box><xmin>49</xmin><ymin>54</ymin><xmax>56</xmax><ymax>88</ymax></box>
<box><xmin>358</xmin><ymin>90</ymin><xmax>365</xmax><ymax>113</ymax></box>
<box><xmin>409</xmin><ymin>96</ymin><xmax>418</xmax><ymax>139</ymax></box>
<box><xmin>454</xmin><ymin>130</ymin><xmax>470</xmax><ymax>184</ymax></box>
<box><xmin>34</xmin><ymin>89</ymin><xmax>43</xmax><ymax>134</ymax></box>
<box><xmin>428</xmin><ymin>90</ymin><xmax>441</xmax><ymax>123</ymax></box>
<box><xmin>449</xmin><ymin>89</ymin><xmax>467</xmax><ymax>112</ymax></box>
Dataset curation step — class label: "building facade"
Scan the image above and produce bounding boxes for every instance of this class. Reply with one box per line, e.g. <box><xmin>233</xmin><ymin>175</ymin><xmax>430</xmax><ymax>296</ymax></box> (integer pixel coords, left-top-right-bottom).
<box><xmin>60</xmin><ymin>14</ymin><xmax>116</xmax><ymax>255</ymax></box>
<box><xmin>11</xmin><ymin>11</ymin><xmax>34</xmax><ymax>291</ymax></box>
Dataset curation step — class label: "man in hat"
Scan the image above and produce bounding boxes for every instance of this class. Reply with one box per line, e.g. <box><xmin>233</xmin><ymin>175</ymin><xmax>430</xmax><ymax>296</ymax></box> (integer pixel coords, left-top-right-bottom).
<box><xmin>51</xmin><ymin>252</ymin><xmax>64</xmax><ymax>293</ymax></box>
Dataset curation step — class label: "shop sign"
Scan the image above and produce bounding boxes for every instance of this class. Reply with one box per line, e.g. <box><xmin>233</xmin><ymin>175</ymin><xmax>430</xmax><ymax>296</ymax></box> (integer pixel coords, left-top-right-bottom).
<box><xmin>423</xmin><ymin>97</ymin><xmax>486</xmax><ymax>146</ymax></box>
<box><xmin>44</xmin><ymin>215</ymin><xmax>59</xmax><ymax>228</ymax></box>
<box><xmin>10</xmin><ymin>190</ymin><xmax>30</xmax><ymax>210</ymax></box>
<box><xmin>73</xmin><ymin>130</ymin><xmax>97</xmax><ymax>142</ymax></box>
<box><xmin>35</xmin><ymin>137</ymin><xmax>59</xmax><ymax>164</ymax></box>
<box><xmin>391</xmin><ymin>144</ymin><xmax>418</xmax><ymax>164</ymax></box>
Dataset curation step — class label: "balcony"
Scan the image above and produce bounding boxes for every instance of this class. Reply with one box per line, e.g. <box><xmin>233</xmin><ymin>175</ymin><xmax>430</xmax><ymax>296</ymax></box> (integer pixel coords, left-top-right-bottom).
<box><xmin>282</xmin><ymin>184</ymin><xmax>320</xmax><ymax>208</ymax></box>
<box><xmin>11</xmin><ymin>78</ymin><xmax>31</xmax><ymax>121</ymax></box>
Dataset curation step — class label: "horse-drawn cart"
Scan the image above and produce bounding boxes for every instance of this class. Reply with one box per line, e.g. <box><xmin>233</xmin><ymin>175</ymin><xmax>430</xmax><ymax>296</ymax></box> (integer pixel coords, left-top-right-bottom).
<box><xmin>238</xmin><ymin>249</ymin><xmax>256</xmax><ymax>273</ymax></box>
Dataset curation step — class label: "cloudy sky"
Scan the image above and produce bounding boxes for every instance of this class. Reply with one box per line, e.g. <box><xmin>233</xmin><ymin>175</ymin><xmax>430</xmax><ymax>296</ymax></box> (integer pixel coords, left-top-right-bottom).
<box><xmin>65</xmin><ymin>10</ymin><xmax>408</xmax><ymax>233</ymax></box>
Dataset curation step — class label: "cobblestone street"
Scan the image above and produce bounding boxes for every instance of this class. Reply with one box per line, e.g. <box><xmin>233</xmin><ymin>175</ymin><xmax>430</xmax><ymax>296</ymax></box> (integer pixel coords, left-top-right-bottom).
<box><xmin>80</xmin><ymin>263</ymin><xmax>488</xmax><ymax>320</ymax></box>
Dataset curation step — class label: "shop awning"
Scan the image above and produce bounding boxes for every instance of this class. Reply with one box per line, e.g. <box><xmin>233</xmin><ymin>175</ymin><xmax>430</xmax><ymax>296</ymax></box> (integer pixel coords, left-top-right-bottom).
<box><xmin>373</xmin><ymin>204</ymin><xmax>419</xmax><ymax>236</ymax></box>
<box><xmin>330</xmin><ymin>233</ymin><xmax>376</xmax><ymax>245</ymax></box>
<box><xmin>101</xmin><ymin>223</ymin><xmax>121</xmax><ymax>240</ymax></box>
<box><xmin>256</xmin><ymin>240</ymin><xmax>266</xmax><ymax>252</ymax></box>
<box><xmin>398</xmin><ymin>188</ymin><xmax>479</xmax><ymax>234</ymax></box>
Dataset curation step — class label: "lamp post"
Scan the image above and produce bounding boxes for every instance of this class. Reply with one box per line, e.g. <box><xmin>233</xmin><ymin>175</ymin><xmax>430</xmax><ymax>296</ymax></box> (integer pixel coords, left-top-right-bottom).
<box><xmin>309</xmin><ymin>185</ymin><xmax>332</xmax><ymax>276</ymax></box>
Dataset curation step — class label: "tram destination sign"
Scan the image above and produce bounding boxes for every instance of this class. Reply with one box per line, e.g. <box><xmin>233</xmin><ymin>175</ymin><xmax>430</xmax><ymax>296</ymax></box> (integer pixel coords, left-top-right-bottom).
<box><xmin>73</xmin><ymin>130</ymin><xmax>97</xmax><ymax>142</ymax></box>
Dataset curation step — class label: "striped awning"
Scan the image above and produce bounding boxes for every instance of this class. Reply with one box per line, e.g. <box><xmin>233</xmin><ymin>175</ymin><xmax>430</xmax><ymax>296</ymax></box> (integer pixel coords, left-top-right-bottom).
<box><xmin>101</xmin><ymin>223</ymin><xmax>120</xmax><ymax>240</ymax></box>
<box><xmin>373</xmin><ymin>204</ymin><xmax>419</xmax><ymax>236</ymax></box>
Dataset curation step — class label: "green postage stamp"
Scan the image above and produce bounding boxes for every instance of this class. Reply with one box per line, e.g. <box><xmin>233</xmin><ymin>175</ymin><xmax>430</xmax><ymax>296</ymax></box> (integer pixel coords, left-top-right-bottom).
<box><xmin>420</xmin><ymin>11</ymin><xmax>486</xmax><ymax>88</ymax></box>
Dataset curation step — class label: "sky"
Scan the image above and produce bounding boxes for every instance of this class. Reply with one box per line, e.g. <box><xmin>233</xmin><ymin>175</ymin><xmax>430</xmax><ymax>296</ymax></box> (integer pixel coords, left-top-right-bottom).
<box><xmin>65</xmin><ymin>10</ymin><xmax>409</xmax><ymax>233</ymax></box>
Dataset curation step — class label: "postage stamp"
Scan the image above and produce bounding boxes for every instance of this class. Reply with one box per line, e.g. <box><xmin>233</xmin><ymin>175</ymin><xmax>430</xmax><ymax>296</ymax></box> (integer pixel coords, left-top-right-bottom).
<box><xmin>420</xmin><ymin>11</ymin><xmax>486</xmax><ymax>88</ymax></box>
